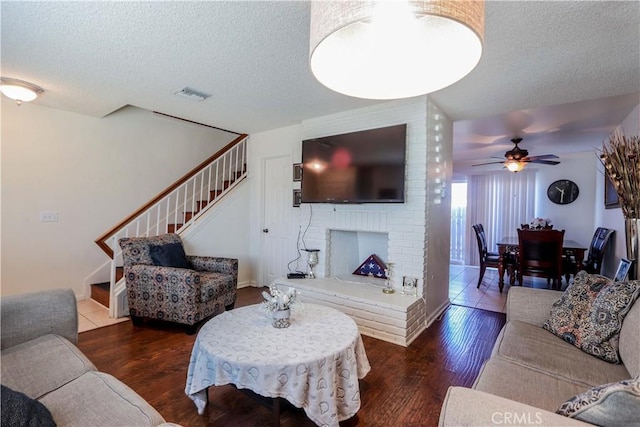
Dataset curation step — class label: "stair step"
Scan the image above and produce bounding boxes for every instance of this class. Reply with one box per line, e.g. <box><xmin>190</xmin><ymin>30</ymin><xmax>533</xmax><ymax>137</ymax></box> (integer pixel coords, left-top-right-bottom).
<box><xmin>91</xmin><ymin>282</ymin><xmax>110</xmax><ymax>308</ymax></box>
<box><xmin>168</xmin><ymin>223</ymin><xmax>183</xmax><ymax>233</ymax></box>
<box><xmin>184</xmin><ymin>212</ymin><xmax>196</xmax><ymax>222</ymax></box>
<box><xmin>89</xmin><ymin>267</ymin><xmax>123</xmax><ymax>309</ymax></box>
<box><xmin>196</xmin><ymin>200</ymin><xmax>209</xmax><ymax>210</ymax></box>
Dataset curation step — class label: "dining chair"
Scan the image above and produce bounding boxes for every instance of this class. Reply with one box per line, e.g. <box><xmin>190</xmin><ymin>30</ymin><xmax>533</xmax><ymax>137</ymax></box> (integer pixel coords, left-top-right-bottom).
<box><xmin>563</xmin><ymin>227</ymin><xmax>614</xmax><ymax>283</ymax></box>
<box><xmin>472</xmin><ymin>224</ymin><xmax>514</xmax><ymax>289</ymax></box>
<box><xmin>516</xmin><ymin>228</ymin><xmax>565</xmax><ymax>290</ymax></box>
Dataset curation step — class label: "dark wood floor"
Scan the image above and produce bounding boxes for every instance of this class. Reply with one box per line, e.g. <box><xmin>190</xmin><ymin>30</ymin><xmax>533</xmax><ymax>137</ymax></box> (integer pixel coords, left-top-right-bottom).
<box><xmin>77</xmin><ymin>288</ymin><xmax>505</xmax><ymax>426</ymax></box>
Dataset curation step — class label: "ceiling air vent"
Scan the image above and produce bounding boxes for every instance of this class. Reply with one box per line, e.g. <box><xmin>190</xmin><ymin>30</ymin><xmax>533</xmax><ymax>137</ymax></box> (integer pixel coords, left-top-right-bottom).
<box><xmin>173</xmin><ymin>87</ymin><xmax>210</xmax><ymax>102</ymax></box>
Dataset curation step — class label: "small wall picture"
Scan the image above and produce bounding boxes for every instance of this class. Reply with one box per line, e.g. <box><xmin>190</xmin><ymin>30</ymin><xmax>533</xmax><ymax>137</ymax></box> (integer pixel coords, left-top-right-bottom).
<box><xmin>293</xmin><ymin>189</ymin><xmax>301</xmax><ymax>207</ymax></box>
<box><xmin>293</xmin><ymin>163</ymin><xmax>302</xmax><ymax>182</ymax></box>
<box><xmin>614</xmin><ymin>258</ymin><xmax>632</xmax><ymax>282</ymax></box>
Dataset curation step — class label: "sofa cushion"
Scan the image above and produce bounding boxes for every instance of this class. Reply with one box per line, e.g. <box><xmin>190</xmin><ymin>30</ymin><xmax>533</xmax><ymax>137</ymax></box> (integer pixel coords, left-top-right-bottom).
<box><xmin>474</xmin><ymin>357</ymin><xmax>589</xmax><ymax>412</ymax></box>
<box><xmin>543</xmin><ymin>271</ymin><xmax>609</xmax><ymax>344</ymax></box>
<box><xmin>492</xmin><ymin>320</ymin><xmax>631</xmax><ymax>387</ymax></box>
<box><xmin>1</xmin><ymin>385</ymin><xmax>56</xmax><ymax>427</ymax></box>
<box><xmin>557</xmin><ymin>376</ymin><xmax>640</xmax><ymax>425</ymax></box>
<box><xmin>149</xmin><ymin>242</ymin><xmax>191</xmax><ymax>269</ymax></box>
<box><xmin>199</xmin><ymin>272</ymin><xmax>234</xmax><ymax>303</ymax></box>
<box><xmin>1</xmin><ymin>334</ymin><xmax>96</xmax><ymax>399</ymax></box>
<box><xmin>576</xmin><ymin>279</ymin><xmax>640</xmax><ymax>363</ymax></box>
<box><xmin>619</xmin><ymin>299</ymin><xmax>640</xmax><ymax>377</ymax></box>
<box><xmin>39</xmin><ymin>371</ymin><xmax>165</xmax><ymax>426</ymax></box>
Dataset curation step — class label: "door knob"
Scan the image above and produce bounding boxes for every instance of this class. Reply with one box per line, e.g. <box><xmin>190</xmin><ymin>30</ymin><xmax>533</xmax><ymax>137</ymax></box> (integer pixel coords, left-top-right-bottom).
<box><xmin>263</xmin><ymin>228</ymin><xmax>269</xmax><ymax>233</ymax></box>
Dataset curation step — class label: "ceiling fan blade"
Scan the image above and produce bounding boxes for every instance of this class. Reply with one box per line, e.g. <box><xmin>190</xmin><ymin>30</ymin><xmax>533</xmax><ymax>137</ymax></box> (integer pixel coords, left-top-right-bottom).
<box><xmin>526</xmin><ymin>159</ymin><xmax>561</xmax><ymax>165</ymax></box>
<box><xmin>524</xmin><ymin>154</ymin><xmax>559</xmax><ymax>161</ymax></box>
<box><xmin>472</xmin><ymin>161</ymin><xmax>506</xmax><ymax>167</ymax></box>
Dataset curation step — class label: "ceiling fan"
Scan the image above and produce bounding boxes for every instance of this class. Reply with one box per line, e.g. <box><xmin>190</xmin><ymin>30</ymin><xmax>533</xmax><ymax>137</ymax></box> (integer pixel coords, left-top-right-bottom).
<box><xmin>473</xmin><ymin>137</ymin><xmax>561</xmax><ymax>172</ymax></box>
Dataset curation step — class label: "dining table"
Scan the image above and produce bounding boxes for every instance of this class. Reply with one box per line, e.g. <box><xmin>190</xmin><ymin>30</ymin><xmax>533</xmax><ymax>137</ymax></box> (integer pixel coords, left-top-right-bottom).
<box><xmin>496</xmin><ymin>236</ymin><xmax>587</xmax><ymax>292</ymax></box>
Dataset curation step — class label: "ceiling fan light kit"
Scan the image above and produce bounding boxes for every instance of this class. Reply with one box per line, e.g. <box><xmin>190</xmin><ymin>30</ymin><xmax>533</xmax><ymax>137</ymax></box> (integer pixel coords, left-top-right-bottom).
<box><xmin>0</xmin><ymin>77</ymin><xmax>44</xmax><ymax>105</ymax></box>
<box><xmin>473</xmin><ymin>137</ymin><xmax>561</xmax><ymax>172</ymax></box>
<box><xmin>505</xmin><ymin>160</ymin><xmax>526</xmax><ymax>173</ymax></box>
<box><xmin>309</xmin><ymin>0</ymin><xmax>484</xmax><ymax>99</ymax></box>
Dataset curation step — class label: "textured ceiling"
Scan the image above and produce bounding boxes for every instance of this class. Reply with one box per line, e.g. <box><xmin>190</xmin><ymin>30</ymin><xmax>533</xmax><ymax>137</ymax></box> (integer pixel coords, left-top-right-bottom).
<box><xmin>2</xmin><ymin>1</ymin><xmax>639</xmax><ymax>164</ymax></box>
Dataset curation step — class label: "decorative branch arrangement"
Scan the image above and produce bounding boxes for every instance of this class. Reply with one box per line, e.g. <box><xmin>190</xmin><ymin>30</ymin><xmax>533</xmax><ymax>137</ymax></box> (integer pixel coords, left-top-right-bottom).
<box><xmin>601</xmin><ymin>129</ymin><xmax>640</xmax><ymax>219</ymax></box>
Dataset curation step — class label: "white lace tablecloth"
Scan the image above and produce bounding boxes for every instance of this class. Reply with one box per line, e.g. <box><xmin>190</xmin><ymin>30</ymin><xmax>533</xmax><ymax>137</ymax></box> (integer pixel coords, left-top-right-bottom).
<box><xmin>185</xmin><ymin>303</ymin><xmax>371</xmax><ymax>427</ymax></box>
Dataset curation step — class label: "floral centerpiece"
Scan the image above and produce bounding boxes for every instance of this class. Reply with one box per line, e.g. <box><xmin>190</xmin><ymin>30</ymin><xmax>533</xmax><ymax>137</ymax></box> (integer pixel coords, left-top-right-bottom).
<box><xmin>600</xmin><ymin>129</ymin><xmax>640</xmax><ymax>280</ymax></box>
<box><xmin>530</xmin><ymin>217</ymin><xmax>552</xmax><ymax>229</ymax></box>
<box><xmin>262</xmin><ymin>285</ymin><xmax>300</xmax><ymax>328</ymax></box>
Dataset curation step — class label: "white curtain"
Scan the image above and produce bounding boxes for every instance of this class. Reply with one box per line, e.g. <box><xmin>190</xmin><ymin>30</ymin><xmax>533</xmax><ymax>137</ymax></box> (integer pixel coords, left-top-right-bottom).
<box><xmin>465</xmin><ymin>170</ymin><xmax>537</xmax><ymax>265</ymax></box>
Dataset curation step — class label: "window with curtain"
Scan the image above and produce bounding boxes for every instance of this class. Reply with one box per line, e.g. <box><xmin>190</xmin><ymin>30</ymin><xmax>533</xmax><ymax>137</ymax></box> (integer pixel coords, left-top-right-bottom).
<box><xmin>465</xmin><ymin>170</ymin><xmax>537</xmax><ymax>265</ymax></box>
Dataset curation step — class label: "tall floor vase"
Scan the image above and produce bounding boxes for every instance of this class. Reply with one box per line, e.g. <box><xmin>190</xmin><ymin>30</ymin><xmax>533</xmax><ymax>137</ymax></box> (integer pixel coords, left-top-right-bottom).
<box><xmin>625</xmin><ymin>218</ymin><xmax>639</xmax><ymax>280</ymax></box>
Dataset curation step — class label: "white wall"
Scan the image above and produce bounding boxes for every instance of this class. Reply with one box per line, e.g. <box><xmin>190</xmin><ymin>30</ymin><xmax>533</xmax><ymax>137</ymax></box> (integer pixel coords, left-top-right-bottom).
<box><xmin>1</xmin><ymin>98</ymin><xmax>243</xmax><ymax>297</ymax></box>
<box><xmin>594</xmin><ymin>103</ymin><xmax>640</xmax><ymax>276</ymax></box>
<box><xmin>182</xmin><ymin>181</ymin><xmax>252</xmax><ymax>286</ymax></box>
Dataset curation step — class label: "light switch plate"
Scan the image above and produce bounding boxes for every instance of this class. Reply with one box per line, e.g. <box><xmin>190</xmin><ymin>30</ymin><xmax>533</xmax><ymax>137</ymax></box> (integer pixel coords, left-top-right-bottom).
<box><xmin>40</xmin><ymin>211</ymin><xmax>59</xmax><ymax>222</ymax></box>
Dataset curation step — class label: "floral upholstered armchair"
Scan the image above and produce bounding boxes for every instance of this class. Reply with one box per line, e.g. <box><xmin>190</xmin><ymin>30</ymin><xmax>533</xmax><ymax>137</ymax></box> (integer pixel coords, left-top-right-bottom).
<box><xmin>118</xmin><ymin>233</ymin><xmax>237</xmax><ymax>333</ymax></box>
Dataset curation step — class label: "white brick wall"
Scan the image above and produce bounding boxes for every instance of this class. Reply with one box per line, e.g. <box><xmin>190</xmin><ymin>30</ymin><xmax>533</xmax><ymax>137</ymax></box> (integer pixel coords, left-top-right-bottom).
<box><xmin>268</xmin><ymin>96</ymin><xmax>453</xmax><ymax>347</ymax></box>
<box><xmin>299</xmin><ymin>98</ymin><xmax>428</xmax><ymax>296</ymax></box>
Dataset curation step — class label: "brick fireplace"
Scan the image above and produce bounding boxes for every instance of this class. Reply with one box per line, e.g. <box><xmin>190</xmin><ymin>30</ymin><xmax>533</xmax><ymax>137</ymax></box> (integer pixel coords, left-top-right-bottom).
<box><xmin>274</xmin><ymin>97</ymin><xmax>453</xmax><ymax>347</ymax></box>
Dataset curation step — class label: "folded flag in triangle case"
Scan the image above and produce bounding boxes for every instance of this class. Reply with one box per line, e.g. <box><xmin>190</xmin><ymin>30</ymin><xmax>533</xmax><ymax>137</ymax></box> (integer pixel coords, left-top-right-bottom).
<box><xmin>353</xmin><ymin>254</ymin><xmax>387</xmax><ymax>279</ymax></box>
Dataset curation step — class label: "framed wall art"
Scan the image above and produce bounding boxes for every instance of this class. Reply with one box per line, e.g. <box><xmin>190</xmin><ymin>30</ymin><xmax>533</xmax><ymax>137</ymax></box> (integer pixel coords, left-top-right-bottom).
<box><xmin>293</xmin><ymin>189</ymin><xmax>301</xmax><ymax>207</ymax></box>
<box><xmin>293</xmin><ymin>163</ymin><xmax>302</xmax><ymax>182</ymax></box>
<box><xmin>604</xmin><ymin>174</ymin><xmax>620</xmax><ymax>209</ymax></box>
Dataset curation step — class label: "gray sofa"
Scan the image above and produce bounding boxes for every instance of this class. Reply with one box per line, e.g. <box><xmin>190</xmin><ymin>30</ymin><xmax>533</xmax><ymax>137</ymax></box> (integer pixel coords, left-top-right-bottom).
<box><xmin>1</xmin><ymin>289</ymin><xmax>174</xmax><ymax>426</ymax></box>
<box><xmin>439</xmin><ymin>286</ymin><xmax>640</xmax><ymax>426</ymax></box>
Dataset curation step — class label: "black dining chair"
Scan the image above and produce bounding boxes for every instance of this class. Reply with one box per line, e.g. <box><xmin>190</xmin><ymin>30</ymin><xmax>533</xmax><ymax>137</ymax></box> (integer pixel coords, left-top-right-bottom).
<box><xmin>472</xmin><ymin>224</ymin><xmax>511</xmax><ymax>289</ymax></box>
<box><xmin>563</xmin><ymin>227</ymin><xmax>615</xmax><ymax>283</ymax></box>
<box><xmin>517</xmin><ymin>228</ymin><xmax>565</xmax><ymax>290</ymax></box>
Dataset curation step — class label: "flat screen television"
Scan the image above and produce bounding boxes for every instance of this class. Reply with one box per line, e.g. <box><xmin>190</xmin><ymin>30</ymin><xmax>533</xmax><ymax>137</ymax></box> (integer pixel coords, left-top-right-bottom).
<box><xmin>301</xmin><ymin>124</ymin><xmax>407</xmax><ymax>204</ymax></box>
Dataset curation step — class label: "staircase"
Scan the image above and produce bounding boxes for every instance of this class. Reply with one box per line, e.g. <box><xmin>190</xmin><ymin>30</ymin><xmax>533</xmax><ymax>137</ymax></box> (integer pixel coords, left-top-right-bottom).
<box><xmin>92</xmin><ymin>134</ymin><xmax>248</xmax><ymax>315</ymax></box>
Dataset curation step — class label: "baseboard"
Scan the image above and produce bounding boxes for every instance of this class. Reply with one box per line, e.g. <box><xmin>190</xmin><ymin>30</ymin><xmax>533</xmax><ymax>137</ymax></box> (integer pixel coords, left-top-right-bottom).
<box><xmin>424</xmin><ymin>300</ymin><xmax>451</xmax><ymax>329</ymax></box>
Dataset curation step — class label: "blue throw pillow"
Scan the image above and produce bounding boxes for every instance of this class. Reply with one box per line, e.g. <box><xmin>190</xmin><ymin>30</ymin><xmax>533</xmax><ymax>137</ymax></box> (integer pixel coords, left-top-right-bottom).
<box><xmin>1</xmin><ymin>385</ymin><xmax>57</xmax><ymax>427</ymax></box>
<box><xmin>557</xmin><ymin>376</ymin><xmax>640</xmax><ymax>425</ymax></box>
<box><xmin>149</xmin><ymin>242</ymin><xmax>191</xmax><ymax>269</ymax></box>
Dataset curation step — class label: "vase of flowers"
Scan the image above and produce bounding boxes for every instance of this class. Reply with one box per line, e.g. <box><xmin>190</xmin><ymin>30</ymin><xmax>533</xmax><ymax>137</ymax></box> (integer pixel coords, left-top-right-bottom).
<box><xmin>601</xmin><ymin>129</ymin><xmax>640</xmax><ymax>280</ymax></box>
<box><xmin>262</xmin><ymin>285</ymin><xmax>300</xmax><ymax>328</ymax></box>
<box><xmin>529</xmin><ymin>217</ymin><xmax>553</xmax><ymax>230</ymax></box>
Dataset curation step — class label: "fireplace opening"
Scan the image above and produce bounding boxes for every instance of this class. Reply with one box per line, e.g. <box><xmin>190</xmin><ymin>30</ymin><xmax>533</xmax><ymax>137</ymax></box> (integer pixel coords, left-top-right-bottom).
<box><xmin>328</xmin><ymin>230</ymin><xmax>389</xmax><ymax>285</ymax></box>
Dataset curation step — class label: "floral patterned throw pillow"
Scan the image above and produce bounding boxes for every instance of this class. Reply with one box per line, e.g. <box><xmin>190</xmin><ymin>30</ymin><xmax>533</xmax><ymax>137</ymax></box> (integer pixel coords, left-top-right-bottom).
<box><xmin>544</xmin><ymin>271</ymin><xmax>640</xmax><ymax>363</ymax></box>
<box><xmin>543</xmin><ymin>271</ymin><xmax>610</xmax><ymax>345</ymax></box>
<box><xmin>577</xmin><ymin>279</ymin><xmax>640</xmax><ymax>363</ymax></box>
<box><xmin>557</xmin><ymin>376</ymin><xmax>640</xmax><ymax>425</ymax></box>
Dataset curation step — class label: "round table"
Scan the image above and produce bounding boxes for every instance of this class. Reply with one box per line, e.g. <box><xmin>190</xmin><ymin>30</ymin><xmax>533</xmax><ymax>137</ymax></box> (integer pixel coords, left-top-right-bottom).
<box><xmin>185</xmin><ymin>303</ymin><xmax>371</xmax><ymax>427</ymax></box>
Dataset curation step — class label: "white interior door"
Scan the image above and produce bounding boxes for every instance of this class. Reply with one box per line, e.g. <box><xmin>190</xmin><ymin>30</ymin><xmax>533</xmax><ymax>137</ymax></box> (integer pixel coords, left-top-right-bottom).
<box><xmin>261</xmin><ymin>155</ymin><xmax>292</xmax><ymax>286</ymax></box>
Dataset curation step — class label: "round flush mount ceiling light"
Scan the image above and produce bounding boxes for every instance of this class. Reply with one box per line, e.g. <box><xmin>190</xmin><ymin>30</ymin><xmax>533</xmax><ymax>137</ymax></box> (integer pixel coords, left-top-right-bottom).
<box><xmin>309</xmin><ymin>0</ymin><xmax>484</xmax><ymax>100</ymax></box>
<box><xmin>0</xmin><ymin>77</ymin><xmax>44</xmax><ymax>105</ymax></box>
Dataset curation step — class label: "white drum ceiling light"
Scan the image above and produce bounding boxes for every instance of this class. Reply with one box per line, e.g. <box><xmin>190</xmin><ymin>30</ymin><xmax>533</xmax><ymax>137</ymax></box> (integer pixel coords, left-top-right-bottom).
<box><xmin>309</xmin><ymin>0</ymin><xmax>484</xmax><ymax>100</ymax></box>
<box><xmin>0</xmin><ymin>78</ymin><xmax>44</xmax><ymax>105</ymax></box>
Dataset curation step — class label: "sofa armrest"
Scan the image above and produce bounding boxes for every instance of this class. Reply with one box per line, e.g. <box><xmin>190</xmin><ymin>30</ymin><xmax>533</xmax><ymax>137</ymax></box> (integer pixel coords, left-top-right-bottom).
<box><xmin>439</xmin><ymin>387</ymin><xmax>589</xmax><ymax>427</ymax></box>
<box><xmin>506</xmin><ymin>287</ymin><xmax>563</xmax><ymax>326</ymax></box>
<box><xmin>188</xmin><ymin>256</ymin><xmax>238</xmax><ymax>278</ymax></box>
<box><xmin>1</xmin><ymin>289</ymin><xmax>78</xmax><ymax>349</ymax></box>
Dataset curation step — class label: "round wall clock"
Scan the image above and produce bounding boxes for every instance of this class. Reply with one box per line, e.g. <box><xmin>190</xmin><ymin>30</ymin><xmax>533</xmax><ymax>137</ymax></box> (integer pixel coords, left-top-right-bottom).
<box><xmin>547</xmin><ymin>179</ymin><xmax>579</xmax><ymax>205</ymax></box>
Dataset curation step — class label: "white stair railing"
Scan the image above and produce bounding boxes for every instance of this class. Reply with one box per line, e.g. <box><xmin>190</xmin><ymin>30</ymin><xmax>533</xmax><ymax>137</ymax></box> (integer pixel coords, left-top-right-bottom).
<box><xmin>95</xmin><ymin>134</ymin><xmax>248</xmax><ymax>317</ymax></box>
